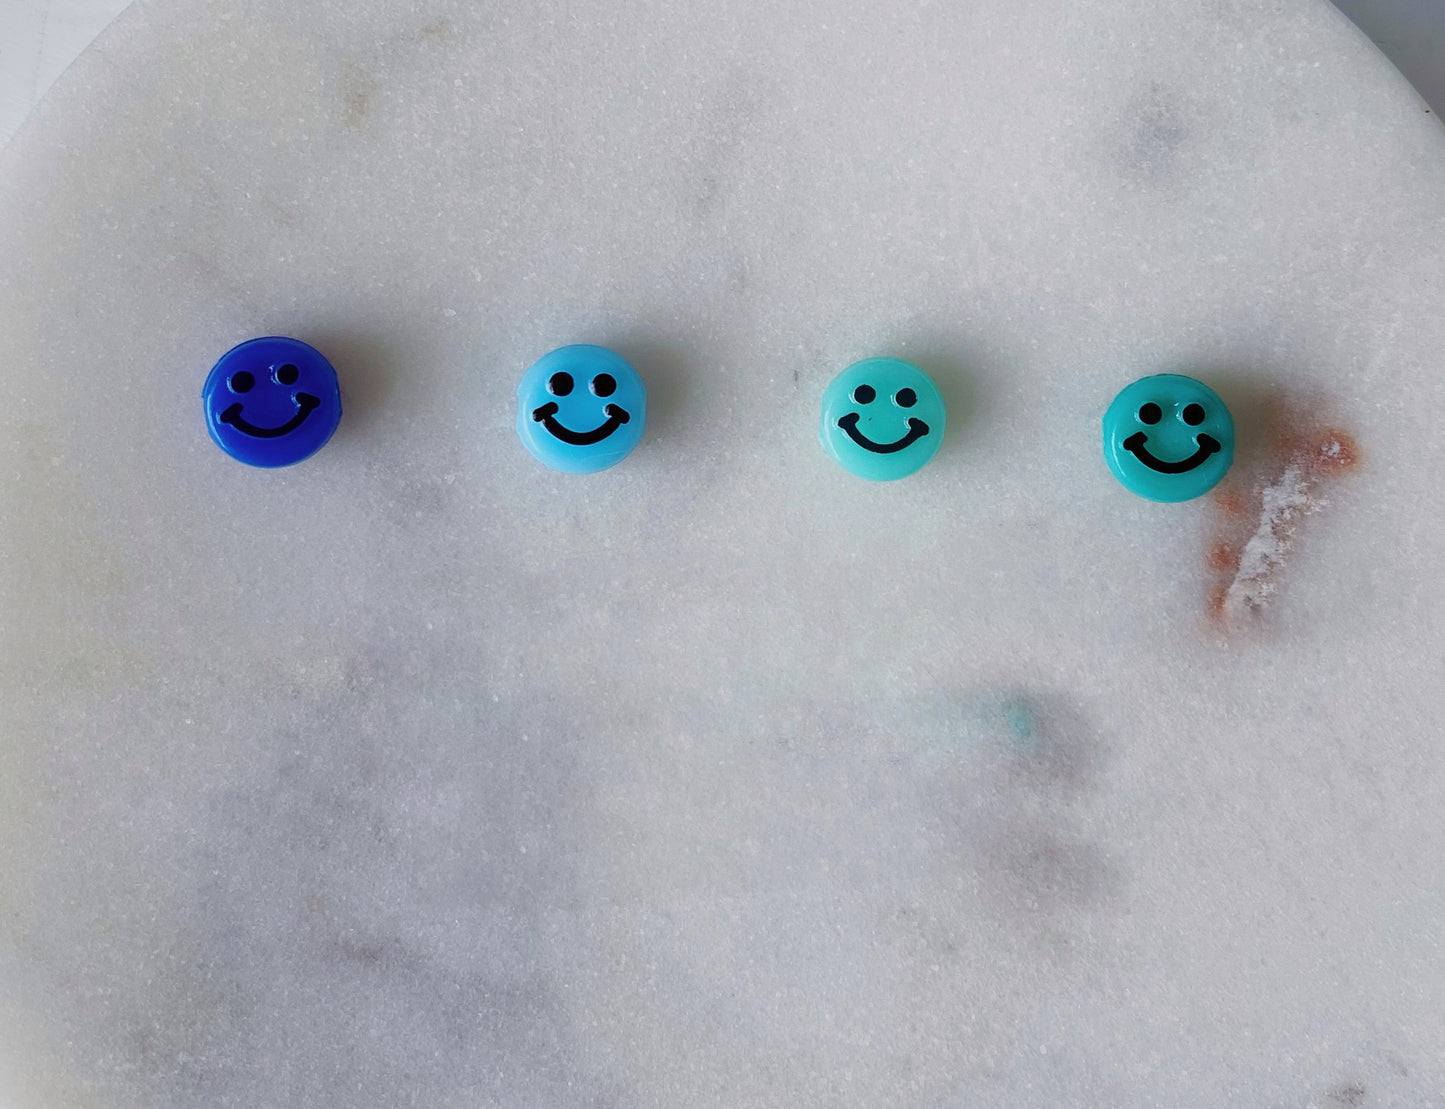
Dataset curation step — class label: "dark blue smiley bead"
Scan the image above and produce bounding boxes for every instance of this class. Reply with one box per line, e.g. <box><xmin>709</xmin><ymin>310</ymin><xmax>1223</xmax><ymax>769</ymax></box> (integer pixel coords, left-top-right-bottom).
<box><xmin>516</xmin><ymin>345</ymin><xmax>646</xmax><ymax>473</ymax></box>
<box><xmin>202</xmin><ymin>337</ymin><xmax>343</xmax><ymax>467</ymax></box>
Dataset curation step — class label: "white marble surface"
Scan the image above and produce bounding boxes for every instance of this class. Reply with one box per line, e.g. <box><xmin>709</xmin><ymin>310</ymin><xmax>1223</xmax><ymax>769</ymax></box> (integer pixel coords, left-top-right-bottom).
<box><xmin>0</xmin><ymin>0</ymin><xmax>132</xmax><ymax>145</ymax></box>
<box><xmin>6</xmin><ymin>0</ymin><xmax>1444</xmax><ymax>150</ymax></box>
<box><xmin>2</xmin><ymin>0</ymin><xmax>1445</xmax><ymax>1105</ymax></box>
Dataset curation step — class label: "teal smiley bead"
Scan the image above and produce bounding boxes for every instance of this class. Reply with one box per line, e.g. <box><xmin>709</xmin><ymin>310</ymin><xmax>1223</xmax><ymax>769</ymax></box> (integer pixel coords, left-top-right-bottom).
<box><xmin>819</xmin><ymin>358</ymin><xmax>945</xmax><ymax>481</ymax></box>
<box><xmin>516</xmin><ymin>345</ymin><xmax>646</xmax><ymax>473</ymax></box>
<box><xmin>1102</xmin><ymin>374</ymin><xmax>1234</xmax><ymax>502</ymax></box>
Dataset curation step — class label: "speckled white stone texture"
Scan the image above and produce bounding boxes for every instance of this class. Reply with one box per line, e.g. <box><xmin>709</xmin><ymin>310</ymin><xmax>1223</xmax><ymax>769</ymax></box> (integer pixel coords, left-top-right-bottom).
<box><xmin>2</xmin><ymin>0</ymin><xmax>1444</xmax><ymax>1104</ymax></box>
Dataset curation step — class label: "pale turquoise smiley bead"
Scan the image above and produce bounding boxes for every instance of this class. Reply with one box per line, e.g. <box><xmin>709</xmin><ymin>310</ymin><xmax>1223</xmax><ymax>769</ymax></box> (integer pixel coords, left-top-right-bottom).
<box><xmin>819</xmin><ymin>358</ymin><xmax>946</xmax><ymax>481</ymax></box>
<box><xmin>1102</xmin><ymin>374</ymin><xmax>1234</xmax><ymax>502</ymax></box>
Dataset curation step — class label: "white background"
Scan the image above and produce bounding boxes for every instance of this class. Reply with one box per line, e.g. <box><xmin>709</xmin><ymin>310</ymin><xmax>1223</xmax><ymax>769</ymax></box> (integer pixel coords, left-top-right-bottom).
<box><xmin>2</xmin><ymin>1</ymin><xmax>1442</xmax><ymax>148</ymax></box>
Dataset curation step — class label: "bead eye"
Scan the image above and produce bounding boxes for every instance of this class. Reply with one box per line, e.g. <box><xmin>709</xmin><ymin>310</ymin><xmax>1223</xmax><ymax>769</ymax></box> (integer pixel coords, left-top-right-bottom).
<box><xmin>1182</xmin><ymin>402</ymin><xmax>1205</xmax><ymax>426</ymax></box>
<box><xmin>547</xmin><ymin>372</ymin><xmax>574</xmax><ymax>397</ymax></box>
<box><xmin>591</xmin><ymin>373</ymin><xmax>616</xmax><ymax>397</ymax></box>
<box><xmin>894</xmin><ymin>388</ymin><xmax>917</xmax><ymax>408</ymax></box>
<box><xmin>275</xmin><ymin>363</ymin><xmax>299</xmax><ymax>386</ymax></box>
<box><xmin>228</xmin><ymin>371</ymin><xmax>255</xmax><ymax>394</ymax></box>
<box><xmin>853</xmin><ymin>384</ymin><xmax>876</xmax><ymax>404</ymax></box>
<box><xmin>1138</xmin><ymin>402</ymin><xmax>1162</xmax><ymax>424</ymax></box>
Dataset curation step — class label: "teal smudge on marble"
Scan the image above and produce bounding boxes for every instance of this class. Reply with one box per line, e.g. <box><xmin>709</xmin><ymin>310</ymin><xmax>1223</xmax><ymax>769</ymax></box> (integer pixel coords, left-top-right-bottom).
<box><xmin>898</xmin><ymin>691</ymin><xmax>1046</xmax><ymax>763</ymax></box>
<box><xmin>1004</xmin><ymin>699</ymin><xmax>1035</xmax><ymax>742</ymax></box>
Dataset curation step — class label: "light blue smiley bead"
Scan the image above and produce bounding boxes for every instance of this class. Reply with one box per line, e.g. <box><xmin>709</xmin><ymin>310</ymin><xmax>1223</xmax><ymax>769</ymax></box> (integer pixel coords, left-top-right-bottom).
<box><xmin>819</xmin><ymin>358</ymin><xmax>946</xmax><ymax>481</ymax></box>
<box><xmin>1102</xmin><ymin>374</ymin><xmax>1234</xmax><ymax>502</ymax></box>
<box><xmin>516</xmin><ymin>345</ymin><xmax>646</xmax><ymax>473</ymax></box>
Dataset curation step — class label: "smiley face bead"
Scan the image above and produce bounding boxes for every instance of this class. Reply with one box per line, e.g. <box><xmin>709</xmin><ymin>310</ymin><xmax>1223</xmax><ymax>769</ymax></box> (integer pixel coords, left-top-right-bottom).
<box><xmin>202</xmin><ymin>337</ymin><xmax>343</xmax><ymax>467</ymax></box>
<box><xmin>819</xmin><ymin>358</ymin><xmax>946</xmax><ymax>481</ymax></box>
<box><xmin>516</xmin><ymin>345</ymin><xmax>647</xmax><ymax>474</ymax></box>
<box><xmin>1102</xmin><ymin>374</ymin><xmax>1234</xmax><ymax>502</ymax></box>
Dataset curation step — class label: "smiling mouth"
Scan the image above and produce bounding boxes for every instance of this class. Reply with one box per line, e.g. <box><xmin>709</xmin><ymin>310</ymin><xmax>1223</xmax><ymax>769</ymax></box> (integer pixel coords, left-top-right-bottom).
<box><xmin>532</xmin><ymin>401</ymin><xmax>630</xmax><ymax>445</ymax></box>
<box><xmin>219</xmin><ymin>393</ymin><xmax>320</xmax><ymax>438</ymax></box>
<box><xmin>837</xmin><ymin>411</ymin><xmax>929</xmax><ymax>454</ymax></box>
<box><xmin>1122</xmin><ymin>431</ymin><xmax>1221</xmax><ymax>474</ymax></box>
